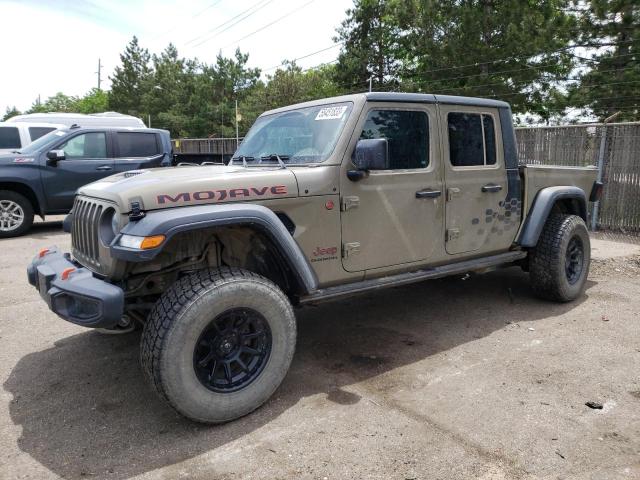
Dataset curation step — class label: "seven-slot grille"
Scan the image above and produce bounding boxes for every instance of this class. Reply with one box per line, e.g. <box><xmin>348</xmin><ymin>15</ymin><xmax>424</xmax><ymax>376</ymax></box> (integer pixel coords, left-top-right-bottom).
<box><xmin>71</xmin><ymin>196</ymin><xmax>106</xmax><ymax>269</ymax></box>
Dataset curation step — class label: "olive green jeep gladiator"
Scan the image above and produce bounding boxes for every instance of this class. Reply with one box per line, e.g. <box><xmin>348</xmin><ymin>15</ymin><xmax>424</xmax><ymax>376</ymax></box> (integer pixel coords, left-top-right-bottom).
<box><xmin>28</xmin><ymin>93</ymin><xmax>601</xmax><ymax>423</ymax></box>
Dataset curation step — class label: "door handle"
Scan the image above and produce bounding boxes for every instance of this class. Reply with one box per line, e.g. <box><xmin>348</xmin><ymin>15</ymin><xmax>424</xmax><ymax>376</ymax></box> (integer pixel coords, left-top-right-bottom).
<box><xmin>481</xmin><ymin>184</ymin><xmax>502</xmax><ymax>193</ymax></box>
<box><xmin>416</xmin><ymin>189</ymin><xmax>442</xmax><ymax>199</ymax></box>
<box><xmin>96</xmin><ymin>165</ymin><xmax>112</xmax><ymax>171</ymax></box>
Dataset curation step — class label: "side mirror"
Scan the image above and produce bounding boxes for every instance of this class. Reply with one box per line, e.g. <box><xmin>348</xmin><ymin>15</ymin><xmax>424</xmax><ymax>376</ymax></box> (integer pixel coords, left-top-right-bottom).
<box><xmin>348</xmin><ymin>138</ymin><xmax>389</xmax><ymax>181</ymax></box>
<box><xmin>46</xmin><ymin>150</ymin><xmax>65</xmax><ymax>165</ymax></box>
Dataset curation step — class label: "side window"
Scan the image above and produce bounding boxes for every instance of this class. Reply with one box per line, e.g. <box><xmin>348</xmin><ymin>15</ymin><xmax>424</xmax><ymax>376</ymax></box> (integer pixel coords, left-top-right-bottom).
<box><xmin>59</xmin><ymin>132</ymin><xmax>107</xmax><ymax>159</ymax></box>
<box><xmin>447</xmin><ymin>112</ymin><xmax>497</xmax><ymax>167</ymax></box>
<box><xmin>0</xmin><ymin>127</ymin><xmax>21</xmax><ymax>149</ymax></box>
<box><xmin>28</xmin><ymin>126</ymin><xmax>56</xmax><ymax>142</ymax></box>
<box><xmin>116</xmin><ymin>132</ymin><xmax>160</xmax><ymax>157</ymax></box>
<box><xmin>359</xmin><ymin>109</ymin><xmax>429</xmax><ymax>169</ymax></box>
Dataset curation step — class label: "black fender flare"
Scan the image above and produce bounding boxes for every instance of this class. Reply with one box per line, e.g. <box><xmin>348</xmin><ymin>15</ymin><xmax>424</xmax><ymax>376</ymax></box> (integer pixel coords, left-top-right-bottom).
<box><xmin>110</xmin><ymin>203</ymin><xmax>318</xmax><ymax>295</ymax></box>
<box><xmin>517</xmin><ymin>186</ymin><xmax>587</xmax><ymax>247</ymax></box>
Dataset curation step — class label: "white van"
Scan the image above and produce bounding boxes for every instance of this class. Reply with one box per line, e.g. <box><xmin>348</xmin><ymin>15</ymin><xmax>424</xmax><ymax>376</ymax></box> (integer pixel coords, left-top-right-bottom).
<box><xmin>6</xmin><ymin>112</ymin><xmax>146</xmax><ymax>129</ymax></box>
<box><xmin>0</xmin><ymin>122</ymin><xmax>65</xmax><ymax>154</ymax></box>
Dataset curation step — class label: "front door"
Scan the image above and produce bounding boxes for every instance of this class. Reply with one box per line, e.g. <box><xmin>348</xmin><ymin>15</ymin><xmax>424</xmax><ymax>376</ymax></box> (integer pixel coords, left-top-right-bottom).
<box><xmin>439</xmin><ymin>106</ymin><xmax>511</xmax><ymax>255</ymax></box>
<box><xmin>41</xmin><ymin>131</ymin><xmax>113</xmax><ymax>211</ymax></box>
<box><xmin>340</xmin><ymin>104</ymin><xmax>443</xmax><ymax>272</ymax></box>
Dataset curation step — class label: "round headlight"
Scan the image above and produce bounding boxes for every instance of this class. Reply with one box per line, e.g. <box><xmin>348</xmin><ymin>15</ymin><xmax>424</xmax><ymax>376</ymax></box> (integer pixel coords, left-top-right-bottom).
<box><xmin>111</xmin><ymin>211</ymin><xmax>120</xmax><ymax>235</ymax></box>
<box><xmin>99</xmin><ymin>208</ymin><xmax>118</xmax><ymax>245</ymax></box>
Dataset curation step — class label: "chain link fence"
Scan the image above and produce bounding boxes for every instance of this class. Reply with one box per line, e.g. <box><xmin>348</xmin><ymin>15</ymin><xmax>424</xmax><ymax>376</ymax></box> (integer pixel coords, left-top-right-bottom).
<box><xmin>516</xmin><ymin>122</ymin><xmax>640</xmax><ymax>239</ymax></box>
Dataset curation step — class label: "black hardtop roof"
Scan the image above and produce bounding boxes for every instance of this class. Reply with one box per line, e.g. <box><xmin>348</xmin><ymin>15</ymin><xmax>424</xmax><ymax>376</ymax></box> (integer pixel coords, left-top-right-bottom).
<box><xmin>365</xmin><ymin>92</ymin><xmax>510</xmax><ymax>109</ymax></box>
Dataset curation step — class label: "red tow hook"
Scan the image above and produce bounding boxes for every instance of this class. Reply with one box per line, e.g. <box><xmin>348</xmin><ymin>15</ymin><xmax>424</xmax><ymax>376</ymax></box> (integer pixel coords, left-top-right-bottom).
<box><xmin>38</xmin><ymin>248</ymin><xmax>50</xmax><ymax>258</ymax></box>
<box><xmin>61</xmin><ymin>267</ymin><xmax>76</xmax><ymax>280</ymax></box>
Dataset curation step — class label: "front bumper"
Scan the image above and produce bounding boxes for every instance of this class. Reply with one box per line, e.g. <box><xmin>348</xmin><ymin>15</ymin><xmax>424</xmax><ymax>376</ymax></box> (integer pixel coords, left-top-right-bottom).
<box><xmin>27</xmin><ymin>246</ymin><xmax>124</xmax><ymax>328</ymax></box>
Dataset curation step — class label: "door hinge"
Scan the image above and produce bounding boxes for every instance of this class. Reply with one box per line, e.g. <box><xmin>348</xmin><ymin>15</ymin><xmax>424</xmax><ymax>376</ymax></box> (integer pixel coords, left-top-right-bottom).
<box><xmin>342</xmin><ymin>242</ymin><xmax>361</xmax><ymax>258</ymax></box>
<box><xmin>446</xmin><ymin>228</ymin><xmax>460</xmax><ymax>242</ymax></box>
<box><xmin>341</xmin><ymin>196</ymin><xmax>360</xmax><ymax>211</ymax></box>
<box><xmin>447</xmin><ymin>187</ymin><xmax>461</xmax><ymax>201</ymax></box>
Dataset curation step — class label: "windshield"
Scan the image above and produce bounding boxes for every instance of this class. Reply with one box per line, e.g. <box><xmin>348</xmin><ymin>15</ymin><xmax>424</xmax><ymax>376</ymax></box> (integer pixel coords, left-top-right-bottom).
<box><xmin>19</xmin><ymin>129</ymin><xmax>68</xmax><ymax>154</ymax></box>
<box><xmin>234</xmin><ymin>102</ymin><xmax>353</xmax><ymax>164</ymax></box>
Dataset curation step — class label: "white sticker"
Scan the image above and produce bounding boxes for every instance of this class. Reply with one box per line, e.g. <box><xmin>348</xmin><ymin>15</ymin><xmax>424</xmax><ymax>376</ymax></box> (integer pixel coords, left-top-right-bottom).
<box><xmin>315</xmin><ymin>105</ymin><xmax>348</xmax><ymax>121</ymax></box>
<box><xmin>55</xmin><ymin>131</ymin><xmax>66</xmax><ymax>136</ymax></box>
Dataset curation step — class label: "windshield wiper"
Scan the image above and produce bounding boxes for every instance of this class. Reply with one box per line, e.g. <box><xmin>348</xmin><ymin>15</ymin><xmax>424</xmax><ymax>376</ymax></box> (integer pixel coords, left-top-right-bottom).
<box><xmin>229</xmin><ymin>155</ymin><xmax>255</xmax><ymax>167</ymax></box>
<box><xmin>260</xmin><ymin>154</ymin><xmax>289</xmax><ymax>169</ymax></box>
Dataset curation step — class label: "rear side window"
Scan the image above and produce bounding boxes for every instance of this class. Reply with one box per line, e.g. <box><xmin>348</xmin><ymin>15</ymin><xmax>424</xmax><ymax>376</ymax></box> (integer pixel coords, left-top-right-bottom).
<box><xmin>448</xmin><ymin>112</ymin><xmax>497</xmax><ymax>167</ymax></box>
<box><xmin>28</xmin><ymin>126</ymin><xmax>56</xmax><ymax>142</ymax></box>
<box><xmin>116</xmin><ymin>132</ymin><xmax>160</xmax><ymax>157</ymax></box>
<box><xmin>0</xmin><ymin>127</ymin><xmax>21</xmax><ymax>149</ymax></box>
<box><xmin>359</xmin><ymin>110</ymin><xmax>429</xmax><ymax>169</ymax></box>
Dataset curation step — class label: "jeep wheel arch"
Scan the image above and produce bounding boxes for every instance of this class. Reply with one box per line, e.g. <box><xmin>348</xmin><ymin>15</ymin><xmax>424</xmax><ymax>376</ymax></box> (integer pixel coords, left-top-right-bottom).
<box><xmin>111</xmin><ymin>203</ymin><xmax>318</xmax><ymax>297</ymax></box>
<box><xmin>517</xmin><ymin>186</ymin><xmax>587</xmax><ymax>248</ymax></box>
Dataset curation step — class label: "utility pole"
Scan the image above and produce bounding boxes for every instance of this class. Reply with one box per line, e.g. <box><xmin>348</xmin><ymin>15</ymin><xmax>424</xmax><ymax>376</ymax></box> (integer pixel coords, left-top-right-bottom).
<box><xmin>368</xmin><ymin>76</ymin><xmax>373</xmax><ymax>92</ymax></box>
<box><xmin>96</xmin><ymin>58</ymin><xmax>103</xmax><ymax>90</ymax></box>
<box><xmin>235</xmin><ymin>99</ymin><xmax>239</xmax><ymax>147</ymax></box>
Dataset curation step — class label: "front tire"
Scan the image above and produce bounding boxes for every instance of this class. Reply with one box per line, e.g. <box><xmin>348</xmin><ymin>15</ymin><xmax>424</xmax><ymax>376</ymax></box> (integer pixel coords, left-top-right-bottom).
<box><xmin>0</xmin><ymin>190</ymin><xmax>34</xmax><ymax>238</ymax></box>
<box><xmin>529</xmin><ymin>214</ymin><xmax>590</xmax><ymax>302</ymax></box>
<box><xmin>140</xmin><ymin>267</ymin><xmax>296</xmax><ymax>423</ymax></box>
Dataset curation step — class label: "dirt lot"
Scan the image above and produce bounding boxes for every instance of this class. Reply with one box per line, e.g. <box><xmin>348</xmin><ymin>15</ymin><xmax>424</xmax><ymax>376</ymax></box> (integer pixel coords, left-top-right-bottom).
<box><xmin>1</xmin><ymin>219</ymin><xmax>639</xmax><ymax>480</ymax></box>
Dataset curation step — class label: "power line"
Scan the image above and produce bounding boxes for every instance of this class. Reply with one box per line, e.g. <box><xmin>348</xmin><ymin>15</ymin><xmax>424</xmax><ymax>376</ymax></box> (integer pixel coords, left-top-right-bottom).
<box><xmin>189</xmin><ymin>0</ymin><xmax>276</xmax><ymax>48</ymax></box>
<box><xmin>151</xmin><ymin>0</ymin><xmax>225</xmax><ymax>41</ymax></box>
<box><xmin>263</xmin><ymin>42</ymin><xmax>344</xmax><ymax>72</ymax></box>
<box><xmin>224</xmin><ymin>0</ymin><xmax>317</xmax><ymax>49</ymax></box>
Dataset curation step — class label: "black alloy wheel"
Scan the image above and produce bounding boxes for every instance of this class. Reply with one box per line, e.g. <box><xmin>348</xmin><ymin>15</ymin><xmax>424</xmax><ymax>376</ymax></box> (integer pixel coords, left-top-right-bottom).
<box><xmin>565</xmin><ymin>236</ymin><xmax>584</xmax><ymax>285</ymax></box>
<box><xmin>193</xmin><ymin>308</ymin><xmax>272</xmax><ymax>393</ymax></box>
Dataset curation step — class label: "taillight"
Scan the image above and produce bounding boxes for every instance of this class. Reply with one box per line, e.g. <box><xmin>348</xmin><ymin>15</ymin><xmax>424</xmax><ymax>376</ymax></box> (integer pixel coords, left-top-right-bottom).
<box><xmin>589</xmin><ymin>181</ymin><xmax>604</xmax><ymax>202</ymax></box>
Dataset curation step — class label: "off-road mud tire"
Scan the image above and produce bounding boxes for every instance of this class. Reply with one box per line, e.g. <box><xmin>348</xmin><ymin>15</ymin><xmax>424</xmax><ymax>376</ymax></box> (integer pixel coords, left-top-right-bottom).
<box><xmin>529</xmin><ymin>214</ymin><xmax>590</xmax><ymax>302</ymax></box>
<box><xmin>140</xmin><ymin>267</ymin><xmax>296</xmax><ymax>423</ymax></box>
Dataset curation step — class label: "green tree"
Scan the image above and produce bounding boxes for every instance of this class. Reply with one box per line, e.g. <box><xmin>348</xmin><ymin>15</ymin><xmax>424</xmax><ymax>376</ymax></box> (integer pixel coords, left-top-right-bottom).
<box><xmin>26</xmin><ymin>92</ymin><xmax>79</xmax><ymax>113</ymax></box>
<box><xmin>569</xmin><ymin>0</ymin><xmax>640</xmax><ymax>121</ymax></box>
<box><xmin>255</xmin><ymin>62</ymin><xmax>343</xmax><ymax>110</ymax></box>
<box><xmin>76</xmin><ymin>88</ymin><xmax>109</xmax><ymax>113</ymax></box>
<box><xmin>334</xmin><ymin>0</ymin><xmax>403</xmax><ymax>91</ymax></box>
<box><xmin>402</xmin><ymin>0</ymin><xmax>577</xmax><ymax>120</ymax></box>
<box><xmin>2</xmin><ymin>107</ymin><xmax>21</xmax><ymax>121</ymax></box>
<box><xmin>108</xmin><ymin>36</ymin><xmax>152</xmax><ymax>117</ymax></box>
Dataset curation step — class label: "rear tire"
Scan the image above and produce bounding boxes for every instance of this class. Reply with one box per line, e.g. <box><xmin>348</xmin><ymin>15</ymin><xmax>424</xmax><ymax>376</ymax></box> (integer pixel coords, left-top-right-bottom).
<box><xmin>140</xmin><ymin>267</ymin><xmax>296</xmax><ymax>423</ymax></box>
<box><xmin>529</xmin><ymin>214</ymin><xmax>590</xmax><ymax>302</ymax></box>
<box><xmin>0</xmin><ymin>190</ymin><xmax>34</xmax><ymax>238</ymax></box>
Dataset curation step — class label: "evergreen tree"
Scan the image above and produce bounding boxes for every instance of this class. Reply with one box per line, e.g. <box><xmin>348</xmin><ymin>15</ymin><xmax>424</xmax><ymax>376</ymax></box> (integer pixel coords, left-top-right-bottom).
<box><xmin>334</xmin><ymin>0</ymin><xmax>403</xmax><ymax>91</ymax></box>
<box><xmin>2</xmin><ymin>107</ymin><xmax>21</xmax><ymax>121</ymax></box>
<box><xmin>108</xmin><ymin>36</ymin><xmax>152</xmax><ymax>117</ymax></box>
<box><xmin>569</xmin><ymin>0</ymin><xmax>639</xmax><ymax>121</ymax></box>
<box><xmin>402</xmin><ymin>0</ymin><xmax>577</xmax><ymax>120</ymax></box>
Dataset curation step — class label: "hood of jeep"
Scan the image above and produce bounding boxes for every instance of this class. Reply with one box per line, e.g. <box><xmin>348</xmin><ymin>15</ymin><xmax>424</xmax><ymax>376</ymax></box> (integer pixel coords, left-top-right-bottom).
<box><xmin>78</xmin><ymin>165</ymin><xmax>299</xmax><ymax>212</ymax></box>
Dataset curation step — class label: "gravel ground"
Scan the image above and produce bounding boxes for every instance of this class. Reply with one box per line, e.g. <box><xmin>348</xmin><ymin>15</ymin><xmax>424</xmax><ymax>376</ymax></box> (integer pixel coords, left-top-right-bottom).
<box><xmin>1</xmin><ymin>220</ymin><xmax>639</xmax><ymax>480</ymax></box>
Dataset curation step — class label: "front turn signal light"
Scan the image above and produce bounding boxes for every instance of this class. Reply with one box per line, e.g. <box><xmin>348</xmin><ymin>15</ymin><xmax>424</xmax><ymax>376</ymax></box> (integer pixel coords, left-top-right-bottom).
<box><xmin>140</xmin><ymin>235</ymin><xmax>165</xmax><ymax>249</ymax></box>
<box><xmin>119</xmin><ymin>234</ymin><xmax>165</xmax><ymax>250</ymax></box>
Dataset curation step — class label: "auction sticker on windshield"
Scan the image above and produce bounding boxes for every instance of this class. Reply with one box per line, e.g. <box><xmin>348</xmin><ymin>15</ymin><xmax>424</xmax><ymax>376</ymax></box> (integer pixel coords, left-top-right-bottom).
<box><xmin>315</xmin><ymin>105</ymin><xmax>348</xmax><ymax>121</ymax></box>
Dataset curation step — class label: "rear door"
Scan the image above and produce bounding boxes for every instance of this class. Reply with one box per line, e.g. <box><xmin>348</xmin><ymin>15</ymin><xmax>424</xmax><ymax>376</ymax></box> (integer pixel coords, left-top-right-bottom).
<box><xmin>113</xmin><ymin>131</ymin><xmax>165</xmax><ymax>171</ymax></box>
<box><xmin>440</xmin><ymin>106</ymin><xmax>513</xmax><ymax>255</ymax></box>
<box><xmin>340</xmin><ymin>103</ymin><xmax>443</xmax><ymax>272</ymax></box>
<box><xmin>41</xmin><ymin>131</ymin><xmax>114</xmax><ymax>211</ymax></box>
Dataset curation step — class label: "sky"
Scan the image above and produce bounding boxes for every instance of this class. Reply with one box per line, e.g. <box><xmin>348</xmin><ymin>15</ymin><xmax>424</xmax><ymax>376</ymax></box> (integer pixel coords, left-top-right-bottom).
<box><xmin>0</xmin><ymin>0</ymin><xmax>354</xmax><ymax>115</ymax></box>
